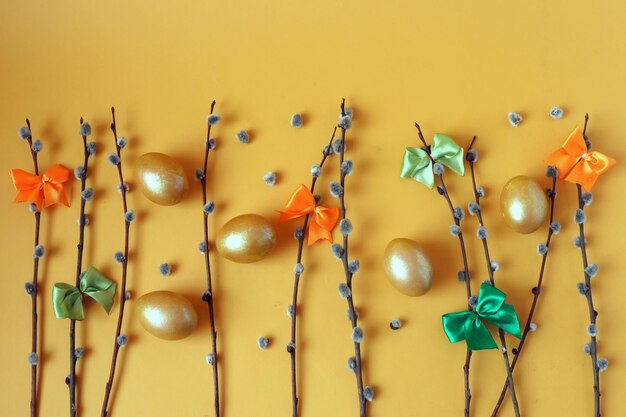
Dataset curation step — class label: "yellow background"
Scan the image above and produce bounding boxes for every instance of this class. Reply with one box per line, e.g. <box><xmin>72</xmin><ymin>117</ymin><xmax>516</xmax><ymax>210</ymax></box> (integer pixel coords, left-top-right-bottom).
<box><xmin>1</xmin><ymin>1</ymin><xmax>625</xmax><ymax>416</ymax></box>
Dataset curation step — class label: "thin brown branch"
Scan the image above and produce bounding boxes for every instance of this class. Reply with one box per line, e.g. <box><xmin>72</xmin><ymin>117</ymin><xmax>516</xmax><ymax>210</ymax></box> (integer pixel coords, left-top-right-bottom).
<box><xmin>466</xmin><ymin>144</ymin><xmax>521</xmax><ymax>417</ymax></box>
<box><xmin>576</xmin><ymin>183</ymin><xmax>601</xmax><ymax>417</ymax></box>
<box><xmin>491</xmin><ymin>176</ymin><xmax>557</xmax><ymax>416</ymax></box>
<box><xmin>414</xmin><ymin>123</ymin><xmax>473</xmax><ymax>416</ymax></box>
<box><xmin>68</xmin><ymin>118</ymin><xmax>91</xmax><ymax>417</ymax></box>
<box><xmin>101</xmin><ymin>107</ymin><xmax>131</xmax><ymax>417</ymax></box>
<box><xmin>199</xmin><ymin>100</ymin><xmax>221</xmax><ymax>417</ymax></box>
<box><xmin>338</xmin><ymin>99</ymin><xmax>367</xmax><ymax>417</ymax></box>
<box><xmin>24</xmin><ymin>119</ymin><xmax>41</xmax><ymax>417</ymax></box>
<box><xmin>289</xmin><ymin>126</ymin><xmax>337</xmax><ymax>417</ymax></box>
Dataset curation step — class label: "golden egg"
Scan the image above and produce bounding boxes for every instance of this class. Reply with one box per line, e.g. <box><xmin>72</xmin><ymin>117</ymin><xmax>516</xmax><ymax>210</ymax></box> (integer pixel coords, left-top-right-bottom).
<box><xmin>136</xmin><ymin>291</ymin><xmax>197</xmax><ymax>340</ymax></box>
<box><xmin>216</xmin><ymin>214</ymin><xmax>277</xmax><ymax>263</ymax></box>
<box><xmin>135</xmin><ymin>152</ymin><xmax>189</xmax><ymax>206</ymax></box>
<box><xmin>384</xmin><ymin>238</ymin><xmax>433</xmax><ymax>296</ymax></box>
<box><xmin>500</xmin><ymin>176</ymin><xmax>548</xmax><ymax>234</ymax></box>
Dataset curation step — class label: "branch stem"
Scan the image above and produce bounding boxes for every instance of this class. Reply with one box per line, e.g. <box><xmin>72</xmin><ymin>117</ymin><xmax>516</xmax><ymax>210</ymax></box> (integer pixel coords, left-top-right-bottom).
<box><xmin>25</xmin><ymin>119</ymin><xmax>40</xmax><ymax>417</ymax></box>
<box><xmin>577</xmin><ymin>183</ymin><xmax>601</xmax><ymax>417</ymax></box>
<box><xmin>289</xmin><ymin>126</ymin><xmax>337</xmax><ymax>417</ymax></box>
<box><xmin>338</xmin><ymin>100</ymin><xmax>367</xmax><ymax>417</ymax></box>
<box><xmin>466</xmin><ymin>145</ymin><xmax>521</xmax><ymax>417</ymax></box>
<box><xmin>101</xmin><ymin>108</ymin><xmax>131</xmax><ymax>417</ymax></box>
<box><xmin>491</xmin><ymin>176</ymin><xmax>557</xmax><ymax>417</ymax></box>
<box><xmin>200</xmin><ymin>101</ymin><xmax>221</xmax><ymax>417</ymax></box>
<box><xmin>69</xmin><ymin>120</ymin><xmax>91</xmax><ymax>417</ymax></box>
<box><xmin>415</xmin><ymin>123</ymin><xmax>473</xmax><ymax>416</ymax></box>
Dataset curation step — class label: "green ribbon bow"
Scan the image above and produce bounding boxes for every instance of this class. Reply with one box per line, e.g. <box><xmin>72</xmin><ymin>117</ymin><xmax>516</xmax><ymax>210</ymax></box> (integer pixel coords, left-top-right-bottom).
<box><xmin>442</xmin><ymin>282</ymin><xmax>522</xmax><ymax>351</ymax></box>
<box><xmin>53</xmin><ymin>266</ymin><xmax>116</xmax><ymax>321</ymax></box>
<box><xmin>400</xmin><ymin>133</ymin><xmax>465</xmax><ymax>188</ymax></box>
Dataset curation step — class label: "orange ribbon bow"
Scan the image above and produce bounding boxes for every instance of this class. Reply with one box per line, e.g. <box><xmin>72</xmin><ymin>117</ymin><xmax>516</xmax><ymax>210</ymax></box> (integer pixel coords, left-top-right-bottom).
<box><xmin>9</xmin><ymin>164</ymin><xmax>72</xmax><ymax>211</ymax></box>
<box><xmin>545</xmin><ymin>126</ymin><xmax>616</xmax><ymax>191</ymax></box>
<box><xmin>278</xmin><ymin>184</ymin><xmax>340</xmax><ymax>245</ymax></box>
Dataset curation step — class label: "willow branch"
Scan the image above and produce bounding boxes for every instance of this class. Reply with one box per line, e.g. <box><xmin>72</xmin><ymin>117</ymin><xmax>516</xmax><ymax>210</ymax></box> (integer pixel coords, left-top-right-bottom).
<box><xmin>101</xmin><ymin>108</ymin><xmax>131</xmax><ymax>417</ymax></box>
<box><xmin>24</xmin><ymin>119</ymin><xmax>41</xmax><ymax>417</ymax></box>
<box><xmin>491</xmin><ymin>175</ymin><xmax>558</xmax><ymax>417</ymax></box>
<box><xmin>289</xmin><ymin>126</ymin><xmax>336</xmax><ymax>417</ymax></box>
<box><xmin>68</xmin><ymin>118</ymin><xmax>91</xmax><ymax>417</ymax></box>
<box><xmin>337</xmin><ymin>99</ymin><xmax>367</xmax><ymax>417</ymax></box>
<box><xmin>199</xmin><ymin>100</ymin><xmax>221</xmax><ymax>417</ymax></box>
<box><xmin>415</xmin><ymin>123</ymin><xmax>473</xmax><ymax>417</ymax></box>
<box><xmin>576</xmin><ymin>183</ymin><xmax>601</xmax><ymax>417</ymax></box>
<box><xmin>466</xmin><ymin>140</ymin><xmax>521</xmax><ymax>417</ymax></box>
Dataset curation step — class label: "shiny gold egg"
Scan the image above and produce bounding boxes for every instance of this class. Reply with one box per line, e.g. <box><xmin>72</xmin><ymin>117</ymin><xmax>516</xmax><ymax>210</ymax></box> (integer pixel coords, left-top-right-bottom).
<box><xmin>500</xmin><ymin>176</ymin><xmax>548</xmax><ymax>234</ymax></box>
<box><xmin>216</xmin><ymin>214</ymin><xmax>277</xmax><ymax>263</ymax></box>
<box><xmin>384</xmin><ymin>238</ymin><xmax>433</xmax><ymax>296</ymax></box>
<box><xmin>135</xmin><ymin>152</ymin><xmax>189</xmax><ymax>206</ymax></box>
<box><xmin>136</xmin><ymin>291</ymin><xmax>198</xmax><ymax>340</ymax></box>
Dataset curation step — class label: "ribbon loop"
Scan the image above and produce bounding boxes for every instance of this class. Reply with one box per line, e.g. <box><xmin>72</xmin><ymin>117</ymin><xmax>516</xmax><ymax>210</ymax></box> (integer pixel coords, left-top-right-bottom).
<box><xmin>277</xmin><ymin>185</ymin><xmax>340</xmax><ymax>245</ymax></box>
<box><xmin>53</xmin><ymin>266</ymin><xmax>116</xmax><ymax>321</ymax></box>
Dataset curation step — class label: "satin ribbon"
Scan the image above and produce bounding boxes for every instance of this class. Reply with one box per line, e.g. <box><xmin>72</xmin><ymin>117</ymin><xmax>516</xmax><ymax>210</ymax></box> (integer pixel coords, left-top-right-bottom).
<box><xmin>277</xmin><ymin>184</ymin><xmax>340</xmax><ymax>245</ymax></box>
<box><xmin>53</xmin><ymin>266</ymin><xmax>116</xmax><ymax>321</ymax></box>
<box><xmin>400</xmin><ymin>133</ymin><xmax>465</xmax><ymax>188</ymax></box>
<box><xmin>9</xmin><ymin>164</ymin><xmax>72</xmax><ymax>211</ymax></box>
<box><xmin>442</xmin><ymin>283</ymin><xmax>521</xmax><ymax>351</ymax></box>
<box><xmin>545</xmin><ymin>126</ymin><xmax>616</xmax><ymax>191</ymax></box>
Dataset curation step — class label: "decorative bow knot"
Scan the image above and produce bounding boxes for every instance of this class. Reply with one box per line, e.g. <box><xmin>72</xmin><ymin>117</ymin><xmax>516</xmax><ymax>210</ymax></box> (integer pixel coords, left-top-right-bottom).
<box><xmin>442</xmin><ymin>283</ymin><xmax>521</xmax><ymax>351</ymax></box>
<box><xmin>9</xmin><ymin>164</ymin><xmax>72</xmax><ymax>211</ymax></box>
<box><xmin>53</xmin><ymin>266</ymin><xmax>117</xmax><ymax>321</ymax></box>
<box><xmin>400</xmin><ymin>133</ymin><xmax>465</xmax><ymax>188</ymax></box>
<box><xmin>545</xmin><ymin>126</ymin><xmax>616</xmax><ymax>191</ymax></box>
<box><xmin>277</xmin><ymin>184</ymin><xmax>340</xmax><ymax>245</ymax></box>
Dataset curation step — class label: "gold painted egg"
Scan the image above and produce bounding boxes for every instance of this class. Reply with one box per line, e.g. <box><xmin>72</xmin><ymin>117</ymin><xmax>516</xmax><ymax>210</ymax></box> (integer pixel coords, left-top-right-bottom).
<box><xmin>216</xmin><ymin>214</ymin><xmax>277</xmax><ymax>263</ymax></box>
<box><xmin>384</xmin><ymin>238</ymin><xmax>433</xmax><ymax>296</ymax></box>
<box><xmin>135</xmin><ymin>152</ymin><xmax>189</xmax><ymax>206</ymax></box>
<box><xmin>500</xmin><ymin>176</ymin><xmax>548</xmax><ymax>234</ymax></box>
<box><xmin>136</xmin><ymin>291</ymin><xmax>197</xmax><ymax>341</ymax></box>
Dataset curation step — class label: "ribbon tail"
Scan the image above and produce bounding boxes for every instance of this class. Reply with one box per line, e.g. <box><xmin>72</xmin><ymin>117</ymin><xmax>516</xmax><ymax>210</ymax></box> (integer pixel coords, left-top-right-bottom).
<box><xmin>564</xmin><ymin>163</ymin><xmax>598</xmax><ymax>191</ymax></box>
<box><xmin>465</xmin><ymin>315</ymin><xmax>498</xmax><ymax>350</ymax></box>
<box><xmin>484</xmin><ymin>303</ymin><xmax>522</xmax><ymax>339</ymax></box>
<box><xmin>307</xmin><ymin>221</ymin><xmax>332</xmax><ymax>245</ymax></box>
<box><xmin>43</xmin><ymin>182</ymin><xmax>64</xmax><ymax>208</ymax></box>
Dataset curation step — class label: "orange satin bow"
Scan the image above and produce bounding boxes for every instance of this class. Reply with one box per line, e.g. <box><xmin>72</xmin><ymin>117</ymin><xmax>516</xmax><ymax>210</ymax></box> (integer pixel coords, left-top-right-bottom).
<box><xmin>278</xmin><ymin>184</ymin><xmax>340</xmax><ymax>245</ymax></box>
<box><xmin>545</xmin><ymin>126</ymin><xmax>616</xmax><ymax>191</ymax></box>
<box><xmin>9</xmin><ymin>164</ymin><xmax>72</xmax><ymax>211</ymax></box>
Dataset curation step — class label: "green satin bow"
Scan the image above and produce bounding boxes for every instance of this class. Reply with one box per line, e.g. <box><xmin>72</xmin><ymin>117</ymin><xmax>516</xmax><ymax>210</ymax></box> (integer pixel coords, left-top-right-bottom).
<box><xmin>400</xmin><ymin>133</ymin><xmax>465</xmax><ymax>188</ymax></box>
<box><xmin>53</xmin><ymin>266</ymin><xmax>116</xmax><ymax>321</ymax></box>
<box><xmin>442</xmin><ymin>283</ymin><xmax>521</xmax><ymax>351</ymax></box>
